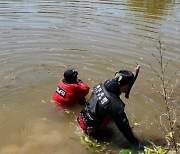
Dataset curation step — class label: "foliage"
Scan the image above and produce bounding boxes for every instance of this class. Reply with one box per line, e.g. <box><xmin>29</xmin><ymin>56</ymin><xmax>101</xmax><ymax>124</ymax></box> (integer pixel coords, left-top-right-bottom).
<box><xmin>143</xmin><ymin>145</ymin><xmax>166</xmax><ymax>154</ymax></box>
<box><xmin>119</xmin><ymin>146</ymin><xmax>166</xmax><ymax>154</ymax></box>
<box><xmin>81</xmin><ymin>135</ymin><xmax>106</xmax><ymax>152</ymax></box>
<box><xmin>119</xmin><ymin>142</ymin><xmax>166</xmax><ymax>154</ymax></box>
<box><xmin>119</xmin><ymin>149</ymin><xmax>132</xmax><ymax>154</ymax></box>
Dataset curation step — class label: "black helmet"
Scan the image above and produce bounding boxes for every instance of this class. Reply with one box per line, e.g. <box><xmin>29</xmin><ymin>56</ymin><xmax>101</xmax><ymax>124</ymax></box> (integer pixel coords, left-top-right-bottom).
<box><xmin>115</xmin><ymin>70</ymin><xmax>134</xmax><ymax>86</ymax></box>
<box><xmin>115</xmin><ymin>70</ymin><xmax>135</xmax><ymax>98</ymax></box>
<box><xmin>64</xmin><ymin>69</ymin><xmax>78</xmax><ymax>83</ymax></box>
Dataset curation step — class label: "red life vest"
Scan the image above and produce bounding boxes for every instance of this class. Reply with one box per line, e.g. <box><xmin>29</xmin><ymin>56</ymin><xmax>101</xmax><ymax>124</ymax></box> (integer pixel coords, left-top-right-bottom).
<box><xmin>52</xmin><ymin>79</ymin><xmax>89</xmax><ymax>108</ymax></box>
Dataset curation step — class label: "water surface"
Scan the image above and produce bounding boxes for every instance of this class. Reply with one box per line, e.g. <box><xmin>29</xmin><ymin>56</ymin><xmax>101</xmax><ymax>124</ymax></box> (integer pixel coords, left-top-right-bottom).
<box><xmin>0</xmin><ymin>0</ymin><xmax>179</xmax><ymax>153</ymax></box>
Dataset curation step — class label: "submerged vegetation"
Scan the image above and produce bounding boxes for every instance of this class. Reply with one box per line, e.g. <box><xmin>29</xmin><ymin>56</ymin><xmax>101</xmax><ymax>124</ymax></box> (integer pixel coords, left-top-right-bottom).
<box><xmin>81</xmin><ymin>135</ymin><xmax>106</xmax><ymax>153</ymax></box>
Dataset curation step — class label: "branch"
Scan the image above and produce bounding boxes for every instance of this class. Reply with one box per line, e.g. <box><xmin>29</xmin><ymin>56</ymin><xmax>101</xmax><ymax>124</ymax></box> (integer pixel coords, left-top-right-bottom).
<box><xmin>167</xmin><ymin>71</ymin><xmax>179</xmax><ymax>85</ymax></box>
<box><xmin>163</xmin><ymin>59</ymin><xmax>172</xmax><ymax>73</ymax></box>
<box><xmin>148</xmin><ymin>63</ymin><xmax>163</xmax><ymax>82</ymax></box>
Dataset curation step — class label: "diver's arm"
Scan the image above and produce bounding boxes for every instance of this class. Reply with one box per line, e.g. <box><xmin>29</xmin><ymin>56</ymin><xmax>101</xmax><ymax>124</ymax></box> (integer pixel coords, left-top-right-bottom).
<box><xmin>114</xmin><ymin>111</ymin><xmax>139</xmax><ymax>146</ymax></box>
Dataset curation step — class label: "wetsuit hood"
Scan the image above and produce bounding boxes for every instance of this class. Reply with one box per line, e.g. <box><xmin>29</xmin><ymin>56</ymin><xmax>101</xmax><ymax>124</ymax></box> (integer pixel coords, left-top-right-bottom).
<box><xmin>115</xmin><ymin>70</ymin><xmax>135</xmax><ymax>98</ymax></box>
<box><xmin>114</xmin><ymin>66</ymin><xmax>140</xmax><ymax>98</ymax></box>
<box><xmin>104</xmin><ymin>79</ymin><xmax>120</xmax><ymax>96</ymax></box>
<box><xmin>64</xmin><ymin>69</ymin><xmax>78</xmax><ymax>83</ymax></box>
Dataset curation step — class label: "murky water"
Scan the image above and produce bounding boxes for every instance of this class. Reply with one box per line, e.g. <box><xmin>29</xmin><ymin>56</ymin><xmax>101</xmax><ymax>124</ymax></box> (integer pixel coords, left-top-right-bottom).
<box><xmin>0</xmin><ymin>0</ymin><xmax>179</xmax><ymax>153</ymax></box>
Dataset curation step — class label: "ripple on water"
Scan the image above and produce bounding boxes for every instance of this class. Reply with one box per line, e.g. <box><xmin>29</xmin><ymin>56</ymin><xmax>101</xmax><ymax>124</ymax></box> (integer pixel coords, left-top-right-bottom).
<box><xmin>0</xmin><ymin>0</ymin><xmax>179</xmax><ymax>153</ymax></box>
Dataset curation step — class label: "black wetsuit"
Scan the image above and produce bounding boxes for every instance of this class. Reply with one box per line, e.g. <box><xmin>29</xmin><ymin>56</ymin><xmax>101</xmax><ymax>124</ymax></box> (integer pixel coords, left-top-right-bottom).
<box><xmin>77</xmin><ymin>79</ymin><xmax>139</xmax><ymax>146</ymax></box>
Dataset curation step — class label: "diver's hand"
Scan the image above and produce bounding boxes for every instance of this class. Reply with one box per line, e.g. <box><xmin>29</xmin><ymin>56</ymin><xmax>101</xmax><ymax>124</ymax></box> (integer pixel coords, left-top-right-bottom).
<box><xmin>132</xmin><ymin>140</ymin><xmax>140</xmax><ymax>148</ymax></box>
<box><xmin>132</xmin><ymin>141</ymin><xmax>145</xmax><ymax>152</ymax></box>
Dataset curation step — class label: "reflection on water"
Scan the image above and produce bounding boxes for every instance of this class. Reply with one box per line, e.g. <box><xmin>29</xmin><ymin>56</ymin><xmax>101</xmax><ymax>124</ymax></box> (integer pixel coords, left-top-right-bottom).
<box><xmin>127</xmin><ymin>0</ymin><xmax>174</xmax><ymax>20</ymax></box>
<box><xmin>0</xmin><ymin>0</ymin><xmax>179</xmax><ymax>153</ymax></box>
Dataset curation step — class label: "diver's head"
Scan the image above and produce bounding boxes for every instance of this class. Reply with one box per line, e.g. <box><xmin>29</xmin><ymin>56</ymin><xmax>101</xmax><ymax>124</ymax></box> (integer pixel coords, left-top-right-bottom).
<box><xmin>115</xmin><ymin>70</ymin><xmax>135</xmax><ymax>98</ymax></box>
<box><xmin>64</xmin><ymin>69</ymin><xmax>78</xmax><ymax>84</ymax></box>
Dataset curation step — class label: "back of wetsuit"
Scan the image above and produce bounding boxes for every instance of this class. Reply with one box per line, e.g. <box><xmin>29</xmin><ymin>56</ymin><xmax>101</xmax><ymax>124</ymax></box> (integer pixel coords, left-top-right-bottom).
<box><xmin>81</xmin><ymin>79</ymin><xmax>125</xmax><ymax>131</ymax></box>
<box><xmin>80</xmin><ymin>79</ymin><xmax>139</xmax><ymax>145</ymax></box>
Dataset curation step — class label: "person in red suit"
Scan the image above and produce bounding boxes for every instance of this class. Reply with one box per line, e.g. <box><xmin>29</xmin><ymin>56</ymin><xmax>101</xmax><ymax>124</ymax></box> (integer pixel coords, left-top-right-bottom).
<box><xmin>52</xmin><ymin>69</ymin><xmax>90</xmax><ymax>108</ymax></box>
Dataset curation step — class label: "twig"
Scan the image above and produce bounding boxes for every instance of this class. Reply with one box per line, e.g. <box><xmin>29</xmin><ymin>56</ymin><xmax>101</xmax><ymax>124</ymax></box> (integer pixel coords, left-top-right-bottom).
<box><xmin>149</xmin><ymin>63</ymin><xmax>163</xmax><ymax>82</ymax></box>
<box><xmin>163</xmin><ymin>59</ymin><xmax>172</xmax><ymax>73</ymax></box>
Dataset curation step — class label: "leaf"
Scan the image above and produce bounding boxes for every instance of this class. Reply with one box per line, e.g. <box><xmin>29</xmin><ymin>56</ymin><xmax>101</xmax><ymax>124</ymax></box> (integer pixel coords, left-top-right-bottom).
<box><xmin>168</xmin><ymin>131</ymin><xmax>173</xmax><ymax>138</ymax></box>
<box><xmin>119</xmin><ymin>149</ymin><xmax>132</xmax><ymax>154</ymax></box>
<box><xmin>80</xmin><ymin>135</ymin><xmax>106</xmax><ymax>152</ymax></box>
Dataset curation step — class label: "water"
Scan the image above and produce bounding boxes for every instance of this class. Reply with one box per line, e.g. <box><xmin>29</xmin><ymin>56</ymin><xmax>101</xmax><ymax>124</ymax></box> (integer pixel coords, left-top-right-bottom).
<box><xmin>0</xmin><ymin>0</ymin><xmax>179</xmax><ymax>153</ymax></box>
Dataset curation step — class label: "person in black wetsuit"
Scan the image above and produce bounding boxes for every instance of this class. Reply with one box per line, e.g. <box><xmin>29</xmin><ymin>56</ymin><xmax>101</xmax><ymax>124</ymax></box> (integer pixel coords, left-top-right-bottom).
<box><xmin>77</xmin><ymin>67</ymin><xmax>140</xmax><ymax>147</ymax></box>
